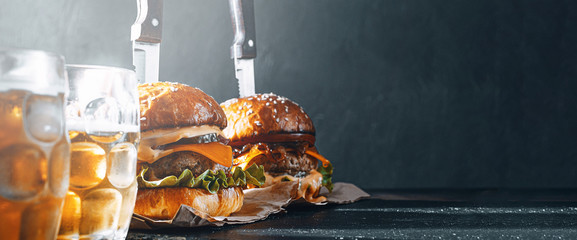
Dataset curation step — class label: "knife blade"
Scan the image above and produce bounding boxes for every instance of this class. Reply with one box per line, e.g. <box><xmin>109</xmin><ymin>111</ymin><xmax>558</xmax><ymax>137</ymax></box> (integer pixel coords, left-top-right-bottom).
<box><xmin>131</xmin><ymin>0</ymin><xmax>163</xmax><ymax>84</ymax></box>
<box><xmin>234</xmin><ymin>58</ymin><xmax>255</xmax><ymax>97</ymax></box>
<box><xmin>229</xmin><ymin>0</ymin><xmax>256</xmax><ymax>97</ymax></box>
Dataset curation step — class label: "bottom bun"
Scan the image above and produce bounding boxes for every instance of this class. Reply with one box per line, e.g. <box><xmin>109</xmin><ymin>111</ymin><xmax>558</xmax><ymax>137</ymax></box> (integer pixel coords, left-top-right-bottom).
<box><xmin>134</xmin><ymin>187</ymin><xmax>244</xmax><ymax>220</ymax></box>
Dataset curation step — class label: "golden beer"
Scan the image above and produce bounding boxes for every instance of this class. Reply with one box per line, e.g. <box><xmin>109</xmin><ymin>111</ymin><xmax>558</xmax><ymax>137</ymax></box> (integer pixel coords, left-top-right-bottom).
<box><xmin>0</xmin><ymin>90</ymin><xmax>70</xmax><ymax>240</ymax></box>
<box><xmin>58</xmin><ymin>128</ymin><xmax>139</xmax><ymax>240</ymax></box>
<box><xmin>60</xmin><ymin>64</ymin><xmax>139</xmax><ymax>240</ymax></box>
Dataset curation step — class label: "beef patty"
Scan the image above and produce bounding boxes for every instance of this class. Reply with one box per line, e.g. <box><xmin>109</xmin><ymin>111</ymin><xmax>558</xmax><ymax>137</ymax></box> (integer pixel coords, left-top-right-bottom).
<box><xmin>141</xmin><ymin>151</ymin><xmax>229</xmax><ymax>180</ymax></box>
<box><xmin>235</xmin><ymin>143</ymin><xmax>318</xmax><ymax>178</ymax></box>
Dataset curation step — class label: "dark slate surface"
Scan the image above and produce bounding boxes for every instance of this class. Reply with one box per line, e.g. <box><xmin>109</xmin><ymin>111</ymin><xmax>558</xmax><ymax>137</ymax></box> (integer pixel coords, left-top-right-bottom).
<box><xmin>126</xmin><ymin>189</ymin><xmax>577</xmax><ymax>239</ymax></box>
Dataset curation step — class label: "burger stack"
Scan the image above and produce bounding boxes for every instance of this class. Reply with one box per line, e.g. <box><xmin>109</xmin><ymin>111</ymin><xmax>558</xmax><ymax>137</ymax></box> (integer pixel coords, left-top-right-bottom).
<box><xmin>220</xmin><ymin>93</ymin><xmax>333</xmax><ymax>203</ymax></box>
<box><xmin>133</xmin><ymin>82</ymin><xmax>265</xmax><ymax>219</ymax></box>
<box><xmin>132</xmin><ymin>82</ymin><xmax>333</xmax><ymax>220</ymax></box>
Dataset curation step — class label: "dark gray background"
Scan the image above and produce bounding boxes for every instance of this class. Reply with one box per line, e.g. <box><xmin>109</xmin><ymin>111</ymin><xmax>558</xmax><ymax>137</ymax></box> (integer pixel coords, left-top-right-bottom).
<box><xmin>1</xmin><ymin>0</ymin><xmax>576</xmax><ymax>189</ymax></box>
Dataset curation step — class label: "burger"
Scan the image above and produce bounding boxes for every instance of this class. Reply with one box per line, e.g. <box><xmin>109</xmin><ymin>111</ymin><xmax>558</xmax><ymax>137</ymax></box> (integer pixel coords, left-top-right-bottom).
<box><xmin>133</xmin><ymin>82</ymin><xmax>265</xmax><ymax>220</ymax></box>
<box><xmin>220</xmin><ymin>93</ymin><xmax>333</xmax><ymax>203</ymax></box>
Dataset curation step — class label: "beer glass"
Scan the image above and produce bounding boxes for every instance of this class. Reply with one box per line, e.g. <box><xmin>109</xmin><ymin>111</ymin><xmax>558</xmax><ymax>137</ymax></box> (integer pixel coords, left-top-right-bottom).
<box><xmin>0</xmin><ymin>49</ymin><xmax>70</xmax><ymax>239</ymax></box>
<box><xmin>58</xmin><ymin>65</ymin><xmax>139</xmax><ymax>240</ymax></box>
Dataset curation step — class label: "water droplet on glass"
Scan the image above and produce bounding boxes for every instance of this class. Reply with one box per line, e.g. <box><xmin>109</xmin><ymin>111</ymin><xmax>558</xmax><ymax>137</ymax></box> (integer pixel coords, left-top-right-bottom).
<box><xmin>59</xmin><ymin>191</ymin><xmax>81</xmax><ymax>237</ymax></box>
<box><xmin>69</xmin><ymin>142</ymin><xmax>106</xmax><ymax>189</ymax></box>
<box><xmin>20</xmin><ymin>198</ymin><xmax>61</xmax><ymax>239</ymax></box>
<box><xmin>109</xmin><ymin>143</ymin><xmax>137</xmax><ymax>188</ymax></box>
<box><xmin>80</xmin><ymin>189</ymin><xmax>122</xmax><ymax>236</ymax></box>
<box><xmin>84</xmin><ymin>97</ymin><xmax>124</xmax><ymax>142</ymax></box>
<box><xmin>0</xmin><ymin>144</ymin><xmax>47</xmax><ymax>200</ymax></box>
<box><xmin>25</xmin><ymin>94</ymin><xmax>63</xmax><ymax>143</ymax></box>
<box><xmin>50</xmin><ymin>139</ymin><xmax>70</xmax><ymax>197</ymax></box>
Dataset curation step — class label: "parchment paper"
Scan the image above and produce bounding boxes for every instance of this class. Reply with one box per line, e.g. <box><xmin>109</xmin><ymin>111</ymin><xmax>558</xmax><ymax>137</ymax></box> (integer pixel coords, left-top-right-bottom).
<box><xmin>130</xmin><ymin>182</ymin><xmax>370</xmax><ymax>229</ymax></box>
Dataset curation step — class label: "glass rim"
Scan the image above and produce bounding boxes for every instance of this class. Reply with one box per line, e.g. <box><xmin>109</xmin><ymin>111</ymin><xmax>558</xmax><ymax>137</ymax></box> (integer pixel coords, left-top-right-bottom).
<box><xmin>0</xmin><ymin>48</ymin><xmax>64</xmax><ymax>61</ymax></box>
<box><xmin>66</xmin><ymin>64</ymin><xmax>135</xmax><ymax>76</ymax></box>
<box><xmin>0</xmin><ymin>48</ymin><xmax>66</xmax><ymax>96</ymax></box>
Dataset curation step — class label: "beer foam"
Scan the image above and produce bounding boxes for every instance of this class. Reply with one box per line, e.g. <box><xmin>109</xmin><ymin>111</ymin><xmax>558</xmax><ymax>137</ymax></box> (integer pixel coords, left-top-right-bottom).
<box><xmin>0</xmin><ymin>83</ymin><xmax>64</xmax><ymax>97</ymax></box>
<box><xmin>66</xmin><ymin>120</ymin><xmax>140</xmax><ymax>133</ymax></box>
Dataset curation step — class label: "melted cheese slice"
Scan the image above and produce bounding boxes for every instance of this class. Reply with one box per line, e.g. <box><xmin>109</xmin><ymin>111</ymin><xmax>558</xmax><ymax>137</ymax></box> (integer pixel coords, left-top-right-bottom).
<box><xmin>138</xmin><ymin>125</ymin><xmax>229</xmax><ymax>165</ymax></box>
<box><xmin>234</xmin><ymin>146</ymin><xmax>331</xmax><ymax>170</ymax></box>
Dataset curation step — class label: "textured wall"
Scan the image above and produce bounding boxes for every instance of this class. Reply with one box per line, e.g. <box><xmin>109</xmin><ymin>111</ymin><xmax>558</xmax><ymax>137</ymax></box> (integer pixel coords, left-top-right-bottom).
<box><xmin>1</xmin><ymin>0</ymin><xmax>577</xmax><ymax>189</ymax></box>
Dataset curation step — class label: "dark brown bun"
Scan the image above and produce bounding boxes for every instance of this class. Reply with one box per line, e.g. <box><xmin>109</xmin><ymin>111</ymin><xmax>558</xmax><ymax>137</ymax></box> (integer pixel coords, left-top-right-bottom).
<box><xmin>139</xmin><ymin>82</ymin><xmax>227</xmax><ymax>131</ymax></box>
<box><xmin>134</xmin><ymin>186</ymin><xmax>244</xmax><ymax>220</ymax></box>
<box><xmin>220</xmin><ymin>93</ymin><xmax>315</xmax><ymax>144</ymax></box>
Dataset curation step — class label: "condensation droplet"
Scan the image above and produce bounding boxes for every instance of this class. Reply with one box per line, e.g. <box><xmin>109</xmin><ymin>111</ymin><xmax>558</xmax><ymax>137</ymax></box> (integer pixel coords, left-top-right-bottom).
<box><xmin>109</xmin><ymin>143</ymin><xmax>137</xmax><ymax>188</ymax></box>
<box><xmin>69</xmin><ymin>142</ymin><xmax>106</xmax><ymax>189</ymax></box>
<box><xmin>26</xmin><ymin>94</ymin><xmax>63</xmax><ymax>143</ymax></box>
<box><xmin>0</xmin><ymin>144</ymin><xmax>47</xmax><ymax>200</ymax></box>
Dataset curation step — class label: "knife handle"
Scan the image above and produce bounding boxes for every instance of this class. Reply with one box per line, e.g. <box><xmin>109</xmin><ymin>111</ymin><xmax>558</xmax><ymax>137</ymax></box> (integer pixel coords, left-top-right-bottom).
<box><xmin>229</xmin><ymin>0</ymin><xmax>257</xmax><ymax>59</ymax></box>
<box><xmin>132</xmin><ymin>0</ymin><xmax>163</xmax><ymax>43</ymax></box>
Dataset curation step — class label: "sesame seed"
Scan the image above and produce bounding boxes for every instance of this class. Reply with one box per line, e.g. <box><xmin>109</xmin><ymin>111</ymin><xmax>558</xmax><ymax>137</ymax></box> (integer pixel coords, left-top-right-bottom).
<box><xmin>276</xmin><ymin>118</ymin><xmax>280</xmax><ymax>123</ymax></box>
<box><xmin>284</xmin><ymin>117</ymin><xmax>288</xmax><ymax>121</ymax></box>
<box><xmin>255</xmin><ymin>121</ymin><xmax>262</xmax><ymax>126</ymax></box>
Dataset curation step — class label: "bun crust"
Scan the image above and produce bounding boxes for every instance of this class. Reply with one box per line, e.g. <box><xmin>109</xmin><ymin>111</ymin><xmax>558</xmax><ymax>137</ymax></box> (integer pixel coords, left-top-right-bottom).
<box><xmin>220</xmin><ymin>93</ymin><xmax>315</xmax><ymax>143</ymax></box>
<box><xmin>134</xmin><ymin>187</ymin><xmax>244</xmax><ymax>220</ymax></box>
<box><xmin>139</xmin><ymin>82</ymin><xmax>227</xmax><ymax>131</ymax></box>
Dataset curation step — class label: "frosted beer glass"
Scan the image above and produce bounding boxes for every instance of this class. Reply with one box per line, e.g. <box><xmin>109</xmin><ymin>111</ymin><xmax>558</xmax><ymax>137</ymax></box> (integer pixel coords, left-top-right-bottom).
<box><xmin>0</xmin><ymin>49</ymin><xmax>70</xmax><ymax>239</ymax></box>
<box><xmin>58</xmin><ymin>65</ymin><xmax>139</xmax><ymax>240</ymax></box>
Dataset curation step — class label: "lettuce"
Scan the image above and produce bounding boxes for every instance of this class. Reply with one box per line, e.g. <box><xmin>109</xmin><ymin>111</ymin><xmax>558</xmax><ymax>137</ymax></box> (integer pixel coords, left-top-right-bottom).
<box><xmin>137</xmin><ymin>164</ymin><xmax>266</xmax><ymax>194</ymax></box>
<box><xmin>317</xmin><ymin>162</ymin><xmax>333</xmax><ymax>192</ymax></box>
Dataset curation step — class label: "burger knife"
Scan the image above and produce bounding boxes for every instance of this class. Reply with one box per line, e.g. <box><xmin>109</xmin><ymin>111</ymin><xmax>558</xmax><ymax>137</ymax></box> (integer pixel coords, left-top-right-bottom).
<box><xmin>229</xmin><ymin>0</ymin><xmax>257</xmax><ymax>97</ymax></box>
<box><xmin>131</xmin><ymin>0</ymin><xmax>163</xmax><ymax>83</ymax></box>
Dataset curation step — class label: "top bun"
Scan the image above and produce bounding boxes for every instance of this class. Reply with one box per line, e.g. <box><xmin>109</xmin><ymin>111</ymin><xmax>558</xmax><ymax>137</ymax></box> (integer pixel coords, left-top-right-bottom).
<box><xmin>220</xmin><ymin>93</ymin><xmax>315</xmax><ymax>143</ymax></box>
<box><xmin>139</xmin><ymin>82</ymin><xmax>227</xmax><ymax>131</ymax></box>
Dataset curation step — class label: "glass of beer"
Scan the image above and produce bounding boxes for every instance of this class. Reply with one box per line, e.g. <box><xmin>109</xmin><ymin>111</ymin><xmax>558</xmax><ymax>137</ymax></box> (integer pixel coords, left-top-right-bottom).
<box><xmin>58</xmin><ymin>65</ymin><xmax>139</xmax><ymax>240</ymax></box>
<box><xmin>0</xmin><ymin>49</ymin><xmax>70</xmax><ymax>239</ymax></box>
